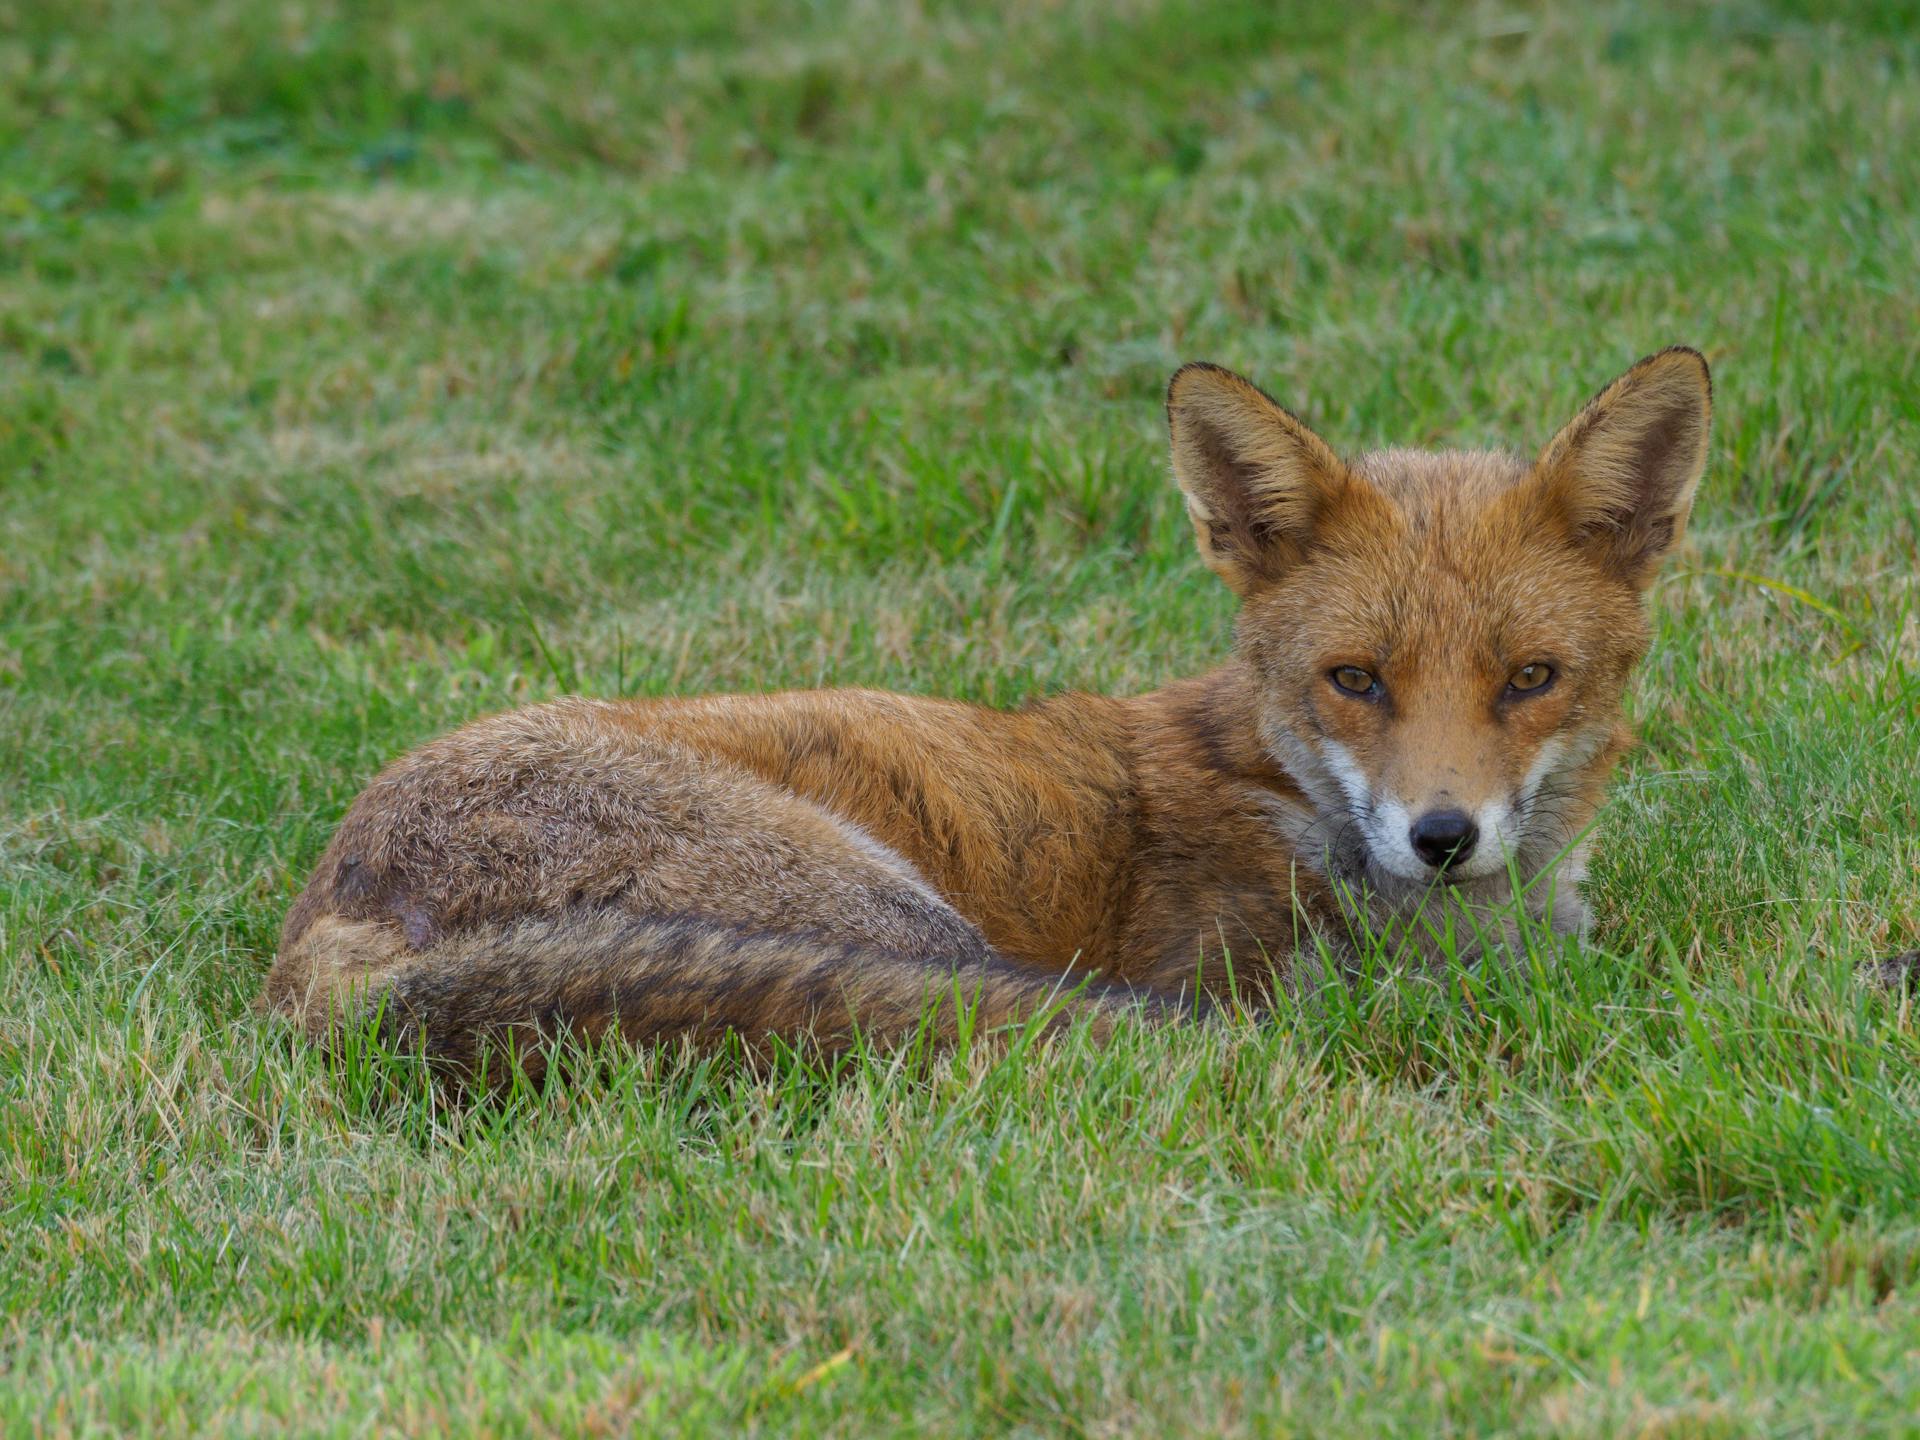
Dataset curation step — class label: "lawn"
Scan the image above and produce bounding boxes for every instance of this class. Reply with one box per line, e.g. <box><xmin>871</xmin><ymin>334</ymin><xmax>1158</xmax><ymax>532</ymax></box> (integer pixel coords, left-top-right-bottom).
<box><xmin>3</xmin><ymin>0</ymin><xmax>1918</xmax><ymax>1433</ymax></box>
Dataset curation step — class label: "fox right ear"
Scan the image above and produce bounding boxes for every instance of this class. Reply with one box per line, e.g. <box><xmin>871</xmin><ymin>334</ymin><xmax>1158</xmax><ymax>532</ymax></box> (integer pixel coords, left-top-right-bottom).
<box><xmin>1166</xmin><ymin>363</ymin><xmax>1351</xmax><ymax>595</ymax></box>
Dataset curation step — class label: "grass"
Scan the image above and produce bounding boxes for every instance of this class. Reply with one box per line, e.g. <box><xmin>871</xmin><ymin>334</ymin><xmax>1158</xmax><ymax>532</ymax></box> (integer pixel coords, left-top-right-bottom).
<box><xmin>3</xmin><ymin>0</ymin><xmax>1919</xmax><ymax>1432</ymax></box>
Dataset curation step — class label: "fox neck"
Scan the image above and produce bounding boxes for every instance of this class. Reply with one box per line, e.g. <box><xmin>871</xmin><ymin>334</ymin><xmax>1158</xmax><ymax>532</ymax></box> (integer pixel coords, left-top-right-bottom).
<box><xmin>1132</xmin><ymin>661</ymin><xmax>1615</xmax><ymax>962</ymax></box>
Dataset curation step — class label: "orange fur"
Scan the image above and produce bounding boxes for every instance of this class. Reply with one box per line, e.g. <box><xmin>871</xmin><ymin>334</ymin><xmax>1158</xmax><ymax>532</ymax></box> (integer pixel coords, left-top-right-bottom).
<box><xmin>265</xmin><ymin>350</ymin><xmax>1713</xmax><ymax>1074</ymax></box>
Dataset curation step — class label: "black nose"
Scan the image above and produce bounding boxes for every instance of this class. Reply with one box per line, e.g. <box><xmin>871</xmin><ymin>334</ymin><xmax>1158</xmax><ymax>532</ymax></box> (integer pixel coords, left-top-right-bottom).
<box><xmin>1409</xmin><ymin>809</ymin><xmax>1479</xmax><ymax>869</ymax></box>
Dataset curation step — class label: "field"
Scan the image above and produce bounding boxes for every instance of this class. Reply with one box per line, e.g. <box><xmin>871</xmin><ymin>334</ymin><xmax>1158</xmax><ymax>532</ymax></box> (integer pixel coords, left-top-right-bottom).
<box><xmin>4</xmin><ymin>1</ymin><xmax>1919</xmax><ymax>1433</ymax></box>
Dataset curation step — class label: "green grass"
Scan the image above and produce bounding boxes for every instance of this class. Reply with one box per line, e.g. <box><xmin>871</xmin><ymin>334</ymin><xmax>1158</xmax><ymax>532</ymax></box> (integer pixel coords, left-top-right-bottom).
<box><xmin>4</xmin><ymin>0</ymin><xmax>1919</xmax><ymax>1432</ymax></box>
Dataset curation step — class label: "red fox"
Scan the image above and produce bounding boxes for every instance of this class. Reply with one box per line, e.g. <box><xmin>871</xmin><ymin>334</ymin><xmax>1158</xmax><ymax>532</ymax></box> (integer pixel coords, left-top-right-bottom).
<box><xmin>265</xmin><ymin>348</ymin><xmax>1717</xmax><ymax>1073</ymax></box>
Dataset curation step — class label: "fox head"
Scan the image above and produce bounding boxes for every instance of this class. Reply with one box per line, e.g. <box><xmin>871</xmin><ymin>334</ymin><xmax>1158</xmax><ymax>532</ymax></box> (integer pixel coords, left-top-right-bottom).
<box><xmin>1166</xmin><ymin>349</ymin><xmax>1711</xmax><ymax>911</ymax></box>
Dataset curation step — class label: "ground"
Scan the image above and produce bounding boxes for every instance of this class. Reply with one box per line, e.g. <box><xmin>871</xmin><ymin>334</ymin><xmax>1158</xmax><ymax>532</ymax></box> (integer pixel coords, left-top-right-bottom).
<box><xmin>3</xmin><ymin>1</ymin><xmax>1919</xmax><ymax>1434</ymax></box>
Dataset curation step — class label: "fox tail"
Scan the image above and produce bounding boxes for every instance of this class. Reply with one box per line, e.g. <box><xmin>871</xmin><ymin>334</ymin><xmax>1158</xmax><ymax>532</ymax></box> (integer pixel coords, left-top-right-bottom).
<box><xmin>264</xmin><ymin>910</ymin><xmax>1197</xmax><ymax>1080</ymax></box>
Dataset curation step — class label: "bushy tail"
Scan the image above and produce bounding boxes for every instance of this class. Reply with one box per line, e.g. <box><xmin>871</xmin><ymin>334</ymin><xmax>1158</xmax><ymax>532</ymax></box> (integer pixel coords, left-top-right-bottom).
<box><xmin>269</xmin><ymin>910</ymin><xmax>1194</xmax><ymax>1079</ymax></box>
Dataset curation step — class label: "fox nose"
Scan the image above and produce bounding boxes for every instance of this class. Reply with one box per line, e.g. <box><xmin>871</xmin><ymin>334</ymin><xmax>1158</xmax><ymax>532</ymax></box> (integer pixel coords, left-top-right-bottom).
<box><xmin>1409</xmin><ymin>809</ymin><xmax>1479</xmax><ymax>869</ymax></box>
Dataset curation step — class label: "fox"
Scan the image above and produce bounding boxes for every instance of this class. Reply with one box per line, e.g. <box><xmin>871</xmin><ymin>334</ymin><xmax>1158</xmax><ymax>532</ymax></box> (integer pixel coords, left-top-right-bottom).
<box><xmin>264</xmin><ymin>347</ymin><xmax>1724</xmax><ymax>1076</ymax></box>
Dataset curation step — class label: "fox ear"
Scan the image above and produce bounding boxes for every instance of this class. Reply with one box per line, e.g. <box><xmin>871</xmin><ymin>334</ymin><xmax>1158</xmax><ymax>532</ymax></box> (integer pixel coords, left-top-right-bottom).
<box><xmin>1166</xmin><ymin>362</ymin><xmax>1351</xmax><ymax>595</ymax></box>
<box><xmin>1533</xmin><ymin>347</ymin><xmax>1712</xmax><ymax>584</ymax></box>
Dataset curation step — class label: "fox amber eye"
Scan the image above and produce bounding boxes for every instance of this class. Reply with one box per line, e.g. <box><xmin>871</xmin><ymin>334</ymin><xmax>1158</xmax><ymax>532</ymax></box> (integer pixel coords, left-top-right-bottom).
<box><xmin>1508</xmin><ymin>663</ymin><xmax>1555</xmax><ymax>694</ymax></box>
<box><xmin>1330</xmin><ymin>666</ymin><xmax>1379</xmax><ymax>697</ymax></box>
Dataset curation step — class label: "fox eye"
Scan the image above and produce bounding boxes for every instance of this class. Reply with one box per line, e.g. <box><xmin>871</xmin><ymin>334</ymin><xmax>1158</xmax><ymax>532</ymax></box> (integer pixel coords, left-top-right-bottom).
<box><xmin>1330</xmin><ymin>666</ymin><xmax>1380</xmax><ymax>697</ymax></box>
<box><xmin>1507</xmin><ymin>663</ymin><xmax>1555</xmax><ymax>695</ymax></box>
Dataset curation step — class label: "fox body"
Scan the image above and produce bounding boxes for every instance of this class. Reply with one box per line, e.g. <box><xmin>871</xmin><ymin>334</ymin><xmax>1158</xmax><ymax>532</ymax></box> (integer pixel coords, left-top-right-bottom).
<box><xmin>266</xmin><ymin>349</ymin><xmax>1714</xmax><ymax>1072</ymax></box>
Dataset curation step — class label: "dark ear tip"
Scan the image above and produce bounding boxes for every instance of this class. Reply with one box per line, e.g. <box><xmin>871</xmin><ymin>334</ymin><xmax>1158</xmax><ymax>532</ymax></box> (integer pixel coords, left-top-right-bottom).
<box><xmin>1165</xmin><ymin>361</ymin><xmax>1250</xmax><ymax>429</ymax></box>
<box><xmin>1166</xmin><ymin>360</ymin><xmax>1234</xmax><ymax>402</ymax></box>
<box><xmin>1165</xmin><ymin>362</ymin><xmax>1303</xmax><ymax>434</ymax></box>
<box><xmin>1645</xmin><ymin>345</ymin><xmax>1713</xmax><ymax>398</ymax></box>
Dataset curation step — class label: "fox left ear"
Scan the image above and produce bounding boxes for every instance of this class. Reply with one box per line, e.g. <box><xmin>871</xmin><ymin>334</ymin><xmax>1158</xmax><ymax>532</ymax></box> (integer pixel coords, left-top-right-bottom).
<box><xmin>1165</xmin><ymin>362</ymin><xmax>1354</xmax><ymax>596</ymax></box>
<box><xmin>1533</xmin><ymin>347</ymin><xmax>1712</xmax><ymax>585</ymax></box>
